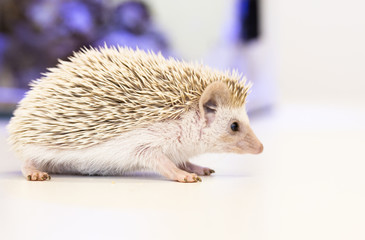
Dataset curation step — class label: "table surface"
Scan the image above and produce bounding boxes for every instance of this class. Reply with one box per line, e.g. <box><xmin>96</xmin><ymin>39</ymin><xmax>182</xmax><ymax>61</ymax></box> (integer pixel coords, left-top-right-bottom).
<box><xmin>1</xmin><ymin>103</ymin><xmax>364</xmax><ymax>240</ymax></box>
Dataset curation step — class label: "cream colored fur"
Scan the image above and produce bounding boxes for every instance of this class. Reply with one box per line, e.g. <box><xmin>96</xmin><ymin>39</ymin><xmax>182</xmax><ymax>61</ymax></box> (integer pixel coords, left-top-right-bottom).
<box><xmin>7</xmin><ymin>47</ymin><xmax>250</xmax><ymax>150</ymax></box>
<box><xmin>16</xmin><ymin>103</ymin><xmax>260</xmax><ymax>178</ymax></box>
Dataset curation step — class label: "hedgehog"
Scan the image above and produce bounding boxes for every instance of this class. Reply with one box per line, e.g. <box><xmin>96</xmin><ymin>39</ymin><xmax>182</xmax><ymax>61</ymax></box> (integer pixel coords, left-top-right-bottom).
<box><xmin>7</xmin><ymin>46</ymin><xmax>263</xmax><ymax>183</ymax></box>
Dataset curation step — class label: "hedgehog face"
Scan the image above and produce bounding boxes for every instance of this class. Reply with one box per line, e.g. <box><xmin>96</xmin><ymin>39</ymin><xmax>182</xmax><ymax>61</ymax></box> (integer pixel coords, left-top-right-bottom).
<box><xmin>214</xmin><ymin>106</ymin><xmax>263</xmax><ymax>154</ymax></box>
<box><xmin>199</xmin><ymin>82</ymin><xmax>263</xmax><ymax>155</ymax></box>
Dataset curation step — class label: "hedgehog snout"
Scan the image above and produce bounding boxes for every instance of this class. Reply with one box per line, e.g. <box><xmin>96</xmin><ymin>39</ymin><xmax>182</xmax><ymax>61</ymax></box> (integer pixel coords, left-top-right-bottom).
<box><xmin>237</xmin><ymin>127</ymin><xmax>263</xmax><ymax>154</ymax></box>
<box><xmin>247</xmin><ymin>135</ymin><xmax>263</xmax><ymax>154</ymax></box>
<box><xmin>254</xmin><ymin>142</ymin><xmax>264</xmax><ymax>154</ymax></box>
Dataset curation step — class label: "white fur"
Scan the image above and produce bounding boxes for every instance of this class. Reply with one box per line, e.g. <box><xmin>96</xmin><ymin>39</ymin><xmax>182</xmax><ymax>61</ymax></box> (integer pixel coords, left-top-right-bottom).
<box><xmin>17</xmin><ymin>105</ymin><xmax>253</xmax><ymax>176</ymax></box>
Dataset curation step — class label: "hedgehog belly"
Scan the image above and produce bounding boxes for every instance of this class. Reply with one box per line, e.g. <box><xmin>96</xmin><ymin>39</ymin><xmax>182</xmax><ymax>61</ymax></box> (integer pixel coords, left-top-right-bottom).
<box><xmin>13</xmin><ymin>113</ymin><xmax>199</xmax><ymax>176</ymax></box>
<box><xmin>19</xmin><ymin>133</ymin><xmax>144</xmax><ymax>175</ymax></box>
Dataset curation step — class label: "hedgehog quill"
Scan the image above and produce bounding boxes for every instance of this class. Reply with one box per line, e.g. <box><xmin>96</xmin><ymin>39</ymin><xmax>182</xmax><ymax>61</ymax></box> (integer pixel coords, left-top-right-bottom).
<box><xmin>7</xmin><ymin>46</ymin><xmax>263</xmax><ymax>183</ymax></box>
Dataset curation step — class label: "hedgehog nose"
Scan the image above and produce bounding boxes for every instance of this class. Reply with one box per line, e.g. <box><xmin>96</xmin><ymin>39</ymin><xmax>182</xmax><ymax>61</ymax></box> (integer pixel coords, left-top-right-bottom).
<box><xmin>256</xmin><ymin>143</ymin><xmax>264</xmax><ymax>154</ymax></box>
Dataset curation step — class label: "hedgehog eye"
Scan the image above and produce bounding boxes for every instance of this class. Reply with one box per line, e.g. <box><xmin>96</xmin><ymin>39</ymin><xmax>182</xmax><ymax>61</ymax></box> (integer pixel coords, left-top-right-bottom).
<box><xmin>231</xmin><ymin>122</ymin><xmax>239</xmax><ymax>132</ymax></box>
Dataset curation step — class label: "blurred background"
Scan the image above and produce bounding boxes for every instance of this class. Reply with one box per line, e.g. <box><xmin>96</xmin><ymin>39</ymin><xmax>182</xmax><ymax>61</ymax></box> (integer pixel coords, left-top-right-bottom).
<box><xmin>1</xmin><ymin>1</ymin><xmax>365</xmax><ymax>239</ymax></box>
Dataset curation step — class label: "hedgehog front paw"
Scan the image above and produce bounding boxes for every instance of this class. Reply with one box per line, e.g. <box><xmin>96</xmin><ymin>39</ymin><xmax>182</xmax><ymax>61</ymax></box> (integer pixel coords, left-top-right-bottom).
<box><xmin>153</xmin><ymin>153</ymin><xmax>202</xmax><ymax>183</ymax></box>
<box><xmin>175</xmin><ymin>172</ymin><xmax>202</xmax><ymax>183</ymax></box>
<box><xmin>183</xmin><ymin>162</ymin><xmax>215</xmax><ymax>176</ymax></box>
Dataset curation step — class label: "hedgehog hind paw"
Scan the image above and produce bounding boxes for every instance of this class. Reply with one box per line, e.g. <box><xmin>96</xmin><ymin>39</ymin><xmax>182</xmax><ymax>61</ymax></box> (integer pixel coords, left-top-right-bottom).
<box><xmin>25</xmin><ymin>171</ymin><xmax>51</xmax><ymax>181</ymax></box>
<box><xmin>22</xmin><ymin>166</ymin><xmax>51</xmax><ymax>181</ymax></box>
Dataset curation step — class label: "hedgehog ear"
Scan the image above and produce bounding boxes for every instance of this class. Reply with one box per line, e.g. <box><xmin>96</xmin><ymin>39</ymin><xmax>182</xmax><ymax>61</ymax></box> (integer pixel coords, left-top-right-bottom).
<box><xmin>199</xmin><ymin>81</ymin><xmax>230</xmax><ymax>125</ymax></box>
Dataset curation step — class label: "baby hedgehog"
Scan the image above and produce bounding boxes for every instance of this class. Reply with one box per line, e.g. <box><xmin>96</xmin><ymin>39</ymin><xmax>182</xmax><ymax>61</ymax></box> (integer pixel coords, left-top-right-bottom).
<box><xmin>7</xmin><ymin>46</ymin><xmax>263</xmax><ymax>183</ymax></box>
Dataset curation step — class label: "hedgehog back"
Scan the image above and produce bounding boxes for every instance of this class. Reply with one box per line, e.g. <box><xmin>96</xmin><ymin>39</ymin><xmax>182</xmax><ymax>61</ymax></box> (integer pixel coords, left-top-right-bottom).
<box><xmin>8</xmin><ymin>47</ymin><xmax>249</xmax><ymax>149</ymax></box>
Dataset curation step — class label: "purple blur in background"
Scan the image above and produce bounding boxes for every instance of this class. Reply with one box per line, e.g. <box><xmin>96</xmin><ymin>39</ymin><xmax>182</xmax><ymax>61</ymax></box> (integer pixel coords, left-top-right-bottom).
<box><xmin>0</xmin><ymin>0</ymin><xmax>171</xmax><ymax>90</ymax></box>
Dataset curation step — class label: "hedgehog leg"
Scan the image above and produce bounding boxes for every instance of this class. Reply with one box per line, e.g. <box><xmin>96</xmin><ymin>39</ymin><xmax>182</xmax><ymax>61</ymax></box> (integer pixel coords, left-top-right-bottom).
<box><xmin>182</xmin><ymin>162</ymin><xmax>215</xmax><ymax>176</ymax></box>
<box><xmin>153</xmin><ymin>153</ymin><xmax>201</xmax><ymax>183</ymax></box>
<box><xmin>21</xmin><ymin>161</ymin><xmax>51</xmax><ymax>181</ymax></box>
